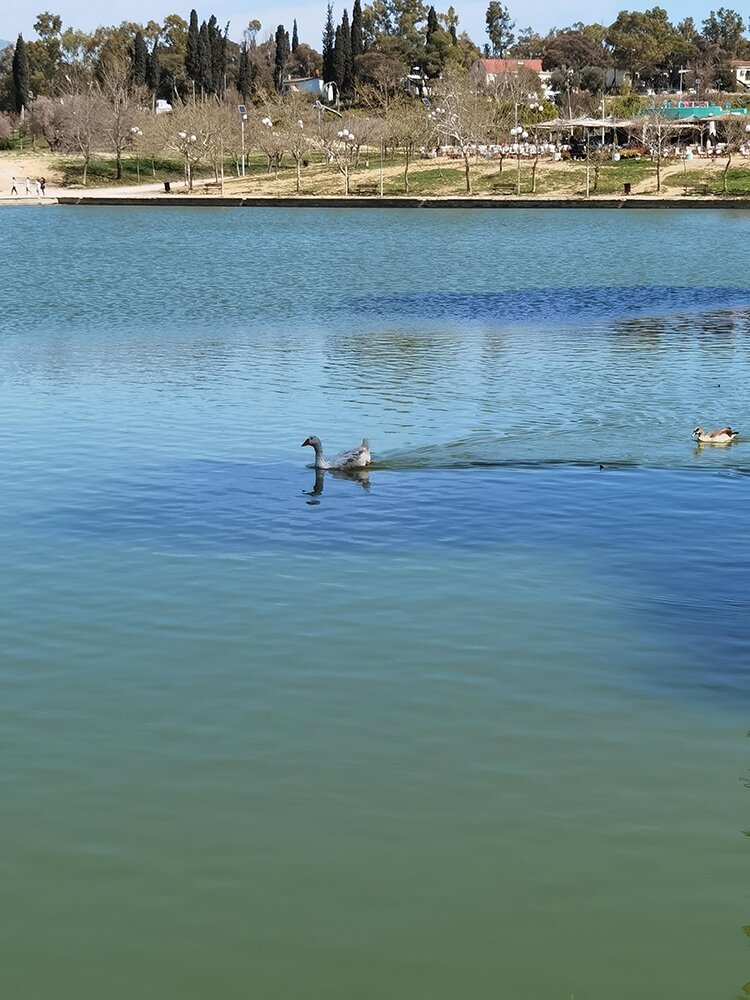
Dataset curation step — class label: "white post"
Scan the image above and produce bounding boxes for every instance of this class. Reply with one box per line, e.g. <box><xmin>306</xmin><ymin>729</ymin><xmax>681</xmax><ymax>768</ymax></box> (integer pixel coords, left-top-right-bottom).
<box><xmin>220</xmin><ymin>139</ymin><xmax>225</xmax><ymax>196</ymax></box>
<box><xmin>241</xmin><ymin>117</ymin><xmax>246</xmax><ymax>177</ymax></box>
<box><xmin>379</xmin><ymin>138</ymin><xmax>384</xmax><ymax>197</ymax></box>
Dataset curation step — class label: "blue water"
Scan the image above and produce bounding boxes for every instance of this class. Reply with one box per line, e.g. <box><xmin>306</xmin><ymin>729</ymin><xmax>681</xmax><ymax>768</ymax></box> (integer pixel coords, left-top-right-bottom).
<box><xmin>1</xmin><ymin>206</ymin><xmax>749</xmax><ymax>1000</ymax></box>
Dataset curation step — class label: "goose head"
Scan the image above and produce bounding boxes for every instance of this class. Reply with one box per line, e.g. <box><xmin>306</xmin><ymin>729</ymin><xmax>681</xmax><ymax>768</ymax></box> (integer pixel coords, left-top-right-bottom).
<box><xmin>692</xmin><ymin>427</ymin><xmax>703</xmax><ymax>438</ymax></box>
<box><xmin>301</xmin><ymin>436</ymin><xmax>322</xmax><ymax>450</ymax></box>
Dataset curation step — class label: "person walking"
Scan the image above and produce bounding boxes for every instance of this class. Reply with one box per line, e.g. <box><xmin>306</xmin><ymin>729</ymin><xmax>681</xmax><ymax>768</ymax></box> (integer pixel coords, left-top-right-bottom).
<box><xmin>24</xmin><ymin>177</ymin><xmax>30</xmax><ymax>195</ymax></box>
<box><xmin>35</xmin><ymin>178</ymin><xmax>41</xmax><ymax>196</ymax></box>
<box><xmin>39</xmin><ymin>177</ymin><xmax>46</xmax><ymax>196</ymax></box>
<box><xmin>10</xmin><ymin>176</ymin><xmax>18</xmax><ymax>196</ymax></box>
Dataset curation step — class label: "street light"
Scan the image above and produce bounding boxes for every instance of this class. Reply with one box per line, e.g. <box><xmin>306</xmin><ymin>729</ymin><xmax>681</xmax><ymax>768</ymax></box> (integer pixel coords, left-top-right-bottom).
<box><xmin>238</xmin><ymin>104</ymin><xmax>247</xmax><ymax>176</ymax></box>
<box><xmin>510</xmin><ymin>125</ymin><xmax>528</xmax><ymax>195</ymax></box>
<box><xmin>130</xmin><ymin>126</ymin><xmax>143</xmax><ymax>183</ymax></box>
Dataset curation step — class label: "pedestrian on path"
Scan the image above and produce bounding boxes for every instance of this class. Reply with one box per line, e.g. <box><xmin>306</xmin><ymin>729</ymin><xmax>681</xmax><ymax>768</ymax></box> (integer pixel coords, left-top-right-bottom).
<box><xmin>39</xmin><ymin>177</ymin><xmax>46</xmax><ymax>196</ymax></box>
<box><xmin>25</xmin><ymin>177</ymin><xmax>30</xmax><ymax>195</ymax></box>
<box><xmin>35</xmin><ymin>178</ymin><xmax>41</xmax><ymax>196</ymax></box>
<box><xmin>10</xmin><ymin>176</ymin><xmax>18</xmax><ymax>196</ymax></box>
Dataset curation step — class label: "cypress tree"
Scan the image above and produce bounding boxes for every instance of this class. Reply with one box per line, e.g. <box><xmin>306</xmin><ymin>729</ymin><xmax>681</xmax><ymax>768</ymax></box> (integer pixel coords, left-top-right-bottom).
<box><xmin>426</xmin><ymin>6</ymin><xmax>439</xmax><ymax>42</ymax></box>
<box><xmin>333</xmin><ymin>25</ymin><xmax>345</xmax><ymax>93</ymax></box>
<box><xmin>351</xmin><ymin>0</ymin><xmax>364</xmax><ymax>58</ymax></box>
<box><xmin>340</xmin><ymin>10</ymin><xmax>353</xmax><ymax>98</ymax></box>
<box><xmin>185</xmin><ymin>9</ymin><xmax>200</xmax><ymax>84</ymax></box>
<box><xmin>12</xmin><ymin>35</ymin><xmax>30</xmax><ymax>116</ymax></box>
<box><xmin>322</xmin><ymin>4</ymin><xmax>335</xmax><ymax>83</ymax></box>
<box><xmin>450</xmin><ymin>23</ymin><xmax>457</xmax><ymax>43</ymax></box>
<box><xmin>292</xmin><ymin>19</ymin><xmax>299</xmax><ymax>52</ymax></box>
<box><xmin>273</xmin><ymin>24</ymin><xmax>287</xmax><ymax>92</ymax></box>
<box><xmin>132</xmin><ymin>30</ymin><xmax>148</xmax><ymax>85</ymax></box>
<box><xmin>237</xmin><ymin>44</ymin><xmax>252</xmax><ymax>99</ymax></box>
<box><xmin>199</xmin><ymin>21</ymin><xmax>212</xmax><ymax>94</ymax></box>
<box><xmin>146</xmin><ymin>44</ymin><xmax>161</xmax><ymax>93</ymax></box>
<box><xmin>208</xmin><ymin>16</ymin><xmax>226</xmax><ymax>96</ymax></box>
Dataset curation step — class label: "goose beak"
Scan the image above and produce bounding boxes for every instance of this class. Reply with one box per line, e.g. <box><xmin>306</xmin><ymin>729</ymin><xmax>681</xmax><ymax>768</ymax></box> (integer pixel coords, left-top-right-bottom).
<box><xmin>301</xmin><ymin>438</ymin><xmax>310</xmax><ymax>447</ymax></box>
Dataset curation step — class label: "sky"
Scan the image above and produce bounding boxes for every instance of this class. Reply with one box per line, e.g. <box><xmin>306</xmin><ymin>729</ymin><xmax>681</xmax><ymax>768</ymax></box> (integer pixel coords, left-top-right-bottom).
<box><xmin>0</xmin><ymin>0</ymin><xmax>733</xmax><ymax>54</ymax></box>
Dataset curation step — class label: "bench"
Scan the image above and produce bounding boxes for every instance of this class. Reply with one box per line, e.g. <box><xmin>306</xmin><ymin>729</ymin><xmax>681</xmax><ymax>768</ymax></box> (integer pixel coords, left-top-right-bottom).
<box><xmin>200</xmin><ymin>181</ymin><xmax>222</xmax><ymax>194</ymax></box>
<box><xmin>491</xmin><ymin>182</ymin><xmax>516</xmax><ymax>195</ymax></box>
<box><xmin>355</xmin><ymin>183</ymin><xmax>379</xmax><ymax>196</ymax></box>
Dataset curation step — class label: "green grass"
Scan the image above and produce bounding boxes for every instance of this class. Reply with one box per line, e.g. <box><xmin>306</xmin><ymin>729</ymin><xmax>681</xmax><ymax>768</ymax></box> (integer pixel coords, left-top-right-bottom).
<box><xmin>56</xmin><ymin>155</ymin><xmax>187</xmax><ymax>187</ymax></box>
<box><xmin>662</xmin><ymin>164</ymin><xmax>750</xmax><ymax>196</ymax></box>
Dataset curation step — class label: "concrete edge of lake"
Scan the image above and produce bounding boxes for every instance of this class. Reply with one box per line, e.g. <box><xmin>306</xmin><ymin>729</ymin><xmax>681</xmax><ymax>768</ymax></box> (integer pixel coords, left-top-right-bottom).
<box><xmin>4</xmin><ymin>193</ymin><xmax>750</xmax><ymax>210</ymax></box>
<box><xmin>49</xmin><ymin>194</ymin><xmax>750</xmax><ymax>210</ymax></box>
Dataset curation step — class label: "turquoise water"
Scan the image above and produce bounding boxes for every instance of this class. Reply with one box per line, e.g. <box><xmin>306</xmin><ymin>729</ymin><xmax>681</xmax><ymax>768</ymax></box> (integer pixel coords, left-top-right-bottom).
<box><xmin>1</xmin><ymin>206</ymin><xmax>749</xmax><ymax>999</ymax></box>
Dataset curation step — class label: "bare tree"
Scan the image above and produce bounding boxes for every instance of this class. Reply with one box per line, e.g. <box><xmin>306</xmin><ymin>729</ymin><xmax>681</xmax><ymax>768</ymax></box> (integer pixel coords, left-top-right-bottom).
<box><xmin>98</xmin><ymin>57</ymin><xmax>142</xmax><ymax>180</ymax></box>
<box><xmin>141</xmin><ymin>102</ymin><xmax>233</xmax><ymax>190</ymax></box>
<box><xmin>386</xmin><ymin>99</ymin><xmax>435</xmax><ymax>193</ymax></box>
<box><xmin>29</xmin><ymin>96</ymin><xmax>68</xmax><ymax>151</ymax></box>
<box><xmin>59</xmin><ymin>84</ymin><xmax>105</xmax><ymax>185</ymax></box>
<box><xmin>433</xmin><ymin>69</ymin><xmax>495</xmax><ymax>194</ymax></box>
<box><xmin>274</xmin><ymin>91</ymin><xmax>315</xmax><ymax>193</ymax></box>
<box><xmin>634</xmin><ymin>110</ymin><xmax>680</xmax><ymax>194</ymax></box>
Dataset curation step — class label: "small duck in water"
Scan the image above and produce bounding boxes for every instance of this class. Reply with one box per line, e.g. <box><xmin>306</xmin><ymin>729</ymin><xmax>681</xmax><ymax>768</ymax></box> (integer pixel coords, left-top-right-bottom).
<box><xmin>692</xmin><ymin>426</ymin><xmax>739</xmax><ymax>444</ymax></box>
<box><xmin>301</xmin><ymin>436</ymin><xmax>371</xmax><ymax>470</ymax></box>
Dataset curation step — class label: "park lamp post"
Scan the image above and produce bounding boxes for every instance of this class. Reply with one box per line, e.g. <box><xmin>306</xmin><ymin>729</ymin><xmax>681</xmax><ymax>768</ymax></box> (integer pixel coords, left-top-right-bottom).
<box><xmin>337</xmin><ymin>128</ymin><xmax>356</xmax><ymax>194</ymax></box>
<box><xmin>239</xmin><ymin>104</ymin><xmax>247</xmax><ymax>176</ymax></box>
<box><xmin>177</xmin><ymin>130</ymin><xmax>197</xmax><ymax>189</ymax></box>
<box><xmin>510</xmin><ymin>125</ymin><xmax>528</xmax><ymax>196</ymax></box>
<box><xmin>130</xmin><ymin>126</ymin><xmax>143</xmax><ymax>183</ymax></box>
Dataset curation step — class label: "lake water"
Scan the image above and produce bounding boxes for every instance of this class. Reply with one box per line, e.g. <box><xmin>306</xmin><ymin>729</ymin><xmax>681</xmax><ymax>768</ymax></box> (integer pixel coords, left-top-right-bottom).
<box><xmin>2</xmin><ymin>206</ymin><xmax>749</xmax><ymax>999</ymax></box>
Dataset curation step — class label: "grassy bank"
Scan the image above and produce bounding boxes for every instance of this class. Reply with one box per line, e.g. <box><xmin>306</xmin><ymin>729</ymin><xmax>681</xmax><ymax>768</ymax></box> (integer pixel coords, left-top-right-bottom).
<box><xmin>50</xmin><ymin>149</ymin><xmax>750</xmax><ymax>198</ymax></box>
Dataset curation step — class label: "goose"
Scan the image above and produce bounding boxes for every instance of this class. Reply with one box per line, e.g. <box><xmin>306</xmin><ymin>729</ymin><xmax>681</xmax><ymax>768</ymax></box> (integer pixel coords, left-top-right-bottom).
<box><xmin>301</xmin><ymin>436</ymin><xmax>371</xmax><ymax>470</ymax></box>
<box><xmin>692</xmin><ymin>426</ymin><xmax>739</xmax><ymax>444</ymax></box>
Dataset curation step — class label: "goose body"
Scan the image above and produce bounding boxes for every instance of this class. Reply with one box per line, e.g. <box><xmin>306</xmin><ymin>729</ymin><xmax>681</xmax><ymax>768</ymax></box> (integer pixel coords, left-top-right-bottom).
<box><xmin>302</xmin><ymin>436</ymin><xmax>371</xmax><ymax>470</ymax></box>
<box><xmin>692</xmin><ymin>426</ymin><xmax>739</xmax><ymax>444</ymax></box>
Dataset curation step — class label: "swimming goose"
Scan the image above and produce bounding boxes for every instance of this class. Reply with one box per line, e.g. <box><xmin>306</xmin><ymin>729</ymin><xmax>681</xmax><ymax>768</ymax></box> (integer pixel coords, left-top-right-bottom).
<box><xmin>301</xmin><ymin>436</ymin><xmax>371</xmax><ymax>470</ymax></box>
<box><xmin>692</xmin><ymin>426</ymin><xmax>739</xmax><ymax>444</ymax></box>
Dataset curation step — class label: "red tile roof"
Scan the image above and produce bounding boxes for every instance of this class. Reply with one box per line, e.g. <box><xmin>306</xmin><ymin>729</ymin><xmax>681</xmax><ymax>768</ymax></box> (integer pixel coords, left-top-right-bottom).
<box><xmin>478</xmin><ymin>58</ymin><xmax>543</xmax><ymax>74</ymax></box>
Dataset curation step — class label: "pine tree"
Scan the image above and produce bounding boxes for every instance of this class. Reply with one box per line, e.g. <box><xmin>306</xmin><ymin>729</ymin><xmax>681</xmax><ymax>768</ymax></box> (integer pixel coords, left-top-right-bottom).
<box><xmin>322</xmin><ymin>4</ymin><xmax>336</xmax><ymax>83</ymax></box>
<box><xmin>185</xmin><ymin>9</ymin><xmax>201</xmax><ymax>85</ymax></box>
<box><xmin>132</xmin><ymin>30</ymin><xmax>148</xmax><ymax>86</ymax></box>
<box><xmin>274</xmin><ymin>24</ymin><xmax>288</xmax><ymax>92</ymax></box>
<box><xmin>199</xmin><ymin>21</ymin><xmax>212</xmax><ymax>94</ymax></box>
<box><xmin>351</xmin><ymin>0</ymin><xmax>364</xmax><ymax>58</ymax></box>
<box><xmin>12</xmin><ymin>35</ymin><xmax>30</xmax><ymax>116</ymax></box>
<box><xmin>146</xmin><ymin>44</ymin><xmax>161</xmax><ymax>93</ymax></box>
<box><xmin>292</xmin><ymin>19</ymin><xmax>299</xmax><ymax>52</ymax></box>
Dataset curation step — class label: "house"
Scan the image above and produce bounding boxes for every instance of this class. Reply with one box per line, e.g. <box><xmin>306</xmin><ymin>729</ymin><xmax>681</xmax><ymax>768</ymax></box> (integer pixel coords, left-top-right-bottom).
<box><xmin>731</xmin><ymin>61</ymin><xmax>750</xmax><ymax>91</ymax></box>
<box><xmin>470</xmin><ymin>57</ymin><xmax>552</xmax><ymax>97</ymax></box>
<box><xmin>284</xmin><ymin>77</ymin><xmax>325</xmax><ymax>95</ymax></box>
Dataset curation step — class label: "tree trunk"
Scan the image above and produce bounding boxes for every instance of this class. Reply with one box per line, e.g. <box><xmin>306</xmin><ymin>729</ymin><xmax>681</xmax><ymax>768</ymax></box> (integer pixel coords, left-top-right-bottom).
<box><xmin>83</xmin><ymin>155</ymin><xmax>89</xmax><ymax>186</ymax></box>
<box><xmin>463</xmin><ymin>153</ymin><xmax>471</xmax><ymax>194</ymax></box>
<box><xmin>656</xmin><ymin>157</ymin><xmax>661</xmax><ymax>194</ymax></box>
<box><xmin>296</xmin><ymin>157</ymin><xmax>301</xmax><ymax>193</ymax></box>
<box><xmin>403</xmin><ymin>148</ymin><xmax>411</xmax><ymax>193</ymax></box>
<box><xmin>723</xmin><ymin>152</ymin><xmax>732</xmax><ymax>193</ymax></box>
<box><xmin>531</xmin><ymin>156</ymin><xmax>539</xmax><ymax>194</ymax></box>
<box><xmin>115</xmin><ymin>149</ymin><xmax>122</xmax><ymax>180</ymax></box>
<box><xmin>344</xmin><ymin>164</ymin><xmax>350</xmax><ymax>195</ymax></box>
<box><xmin>497</xmin><ymin>155</ymin><xmax>503</xmax><ymax>176</ymax></box>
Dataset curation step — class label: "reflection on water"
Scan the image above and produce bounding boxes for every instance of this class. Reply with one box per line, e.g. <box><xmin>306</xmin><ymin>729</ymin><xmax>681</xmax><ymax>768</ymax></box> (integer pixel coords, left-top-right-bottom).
<box><xmin>303</xmin><ymin>466</ymin><xmax>371</xmax><ymax>502</ymax></box>
<box><xmin>2</xmin><ymin>207</ymin><xmax>750</xmax><ymax>1000</ymax></box>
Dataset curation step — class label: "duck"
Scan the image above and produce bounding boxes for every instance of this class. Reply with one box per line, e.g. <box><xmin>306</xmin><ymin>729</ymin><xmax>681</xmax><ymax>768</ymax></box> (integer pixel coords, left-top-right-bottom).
<box><xmin>301</xmin><ymin>436</ymin><xmax>371</xmax><ymax>470</ymax></box>
<box><xmin>692</xmin><ymin>426</ymin><xmax>739</xmax><ymax>444</ymax></box>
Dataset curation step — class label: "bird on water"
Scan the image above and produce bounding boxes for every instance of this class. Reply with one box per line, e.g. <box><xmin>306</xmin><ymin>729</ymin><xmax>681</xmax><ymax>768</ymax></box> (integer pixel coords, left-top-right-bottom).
<box><xmin>301</xmin><ymin>436</ymin><xmax>372</xmax><ymax>470</ymax></box>
<box><xmin>692</xmin><ymin>426</ymin><xmax>739</xmax><ymax>444</ymax></box>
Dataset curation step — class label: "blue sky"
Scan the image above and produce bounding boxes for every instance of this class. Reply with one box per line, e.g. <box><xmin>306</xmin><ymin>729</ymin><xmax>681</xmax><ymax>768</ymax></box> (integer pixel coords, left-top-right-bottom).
<box><xmin>0</xmin><ymin>0</ymin><xmax>732</xmax><ymax>53</ymax></box>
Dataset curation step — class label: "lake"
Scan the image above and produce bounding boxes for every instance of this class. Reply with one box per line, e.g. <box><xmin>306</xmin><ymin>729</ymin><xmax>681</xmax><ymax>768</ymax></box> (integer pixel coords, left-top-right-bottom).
<box><xmin>1</xmin><ymin>205</ymin><xmax>749</xmax><ymax>1000</ymax></box>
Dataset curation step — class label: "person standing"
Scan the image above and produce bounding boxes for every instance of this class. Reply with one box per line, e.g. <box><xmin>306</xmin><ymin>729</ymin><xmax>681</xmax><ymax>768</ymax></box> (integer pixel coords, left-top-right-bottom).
<box><xmin>10</xmin><ymin>176</ymin><xmax>18</xmax><ymax>195</ymax></box>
